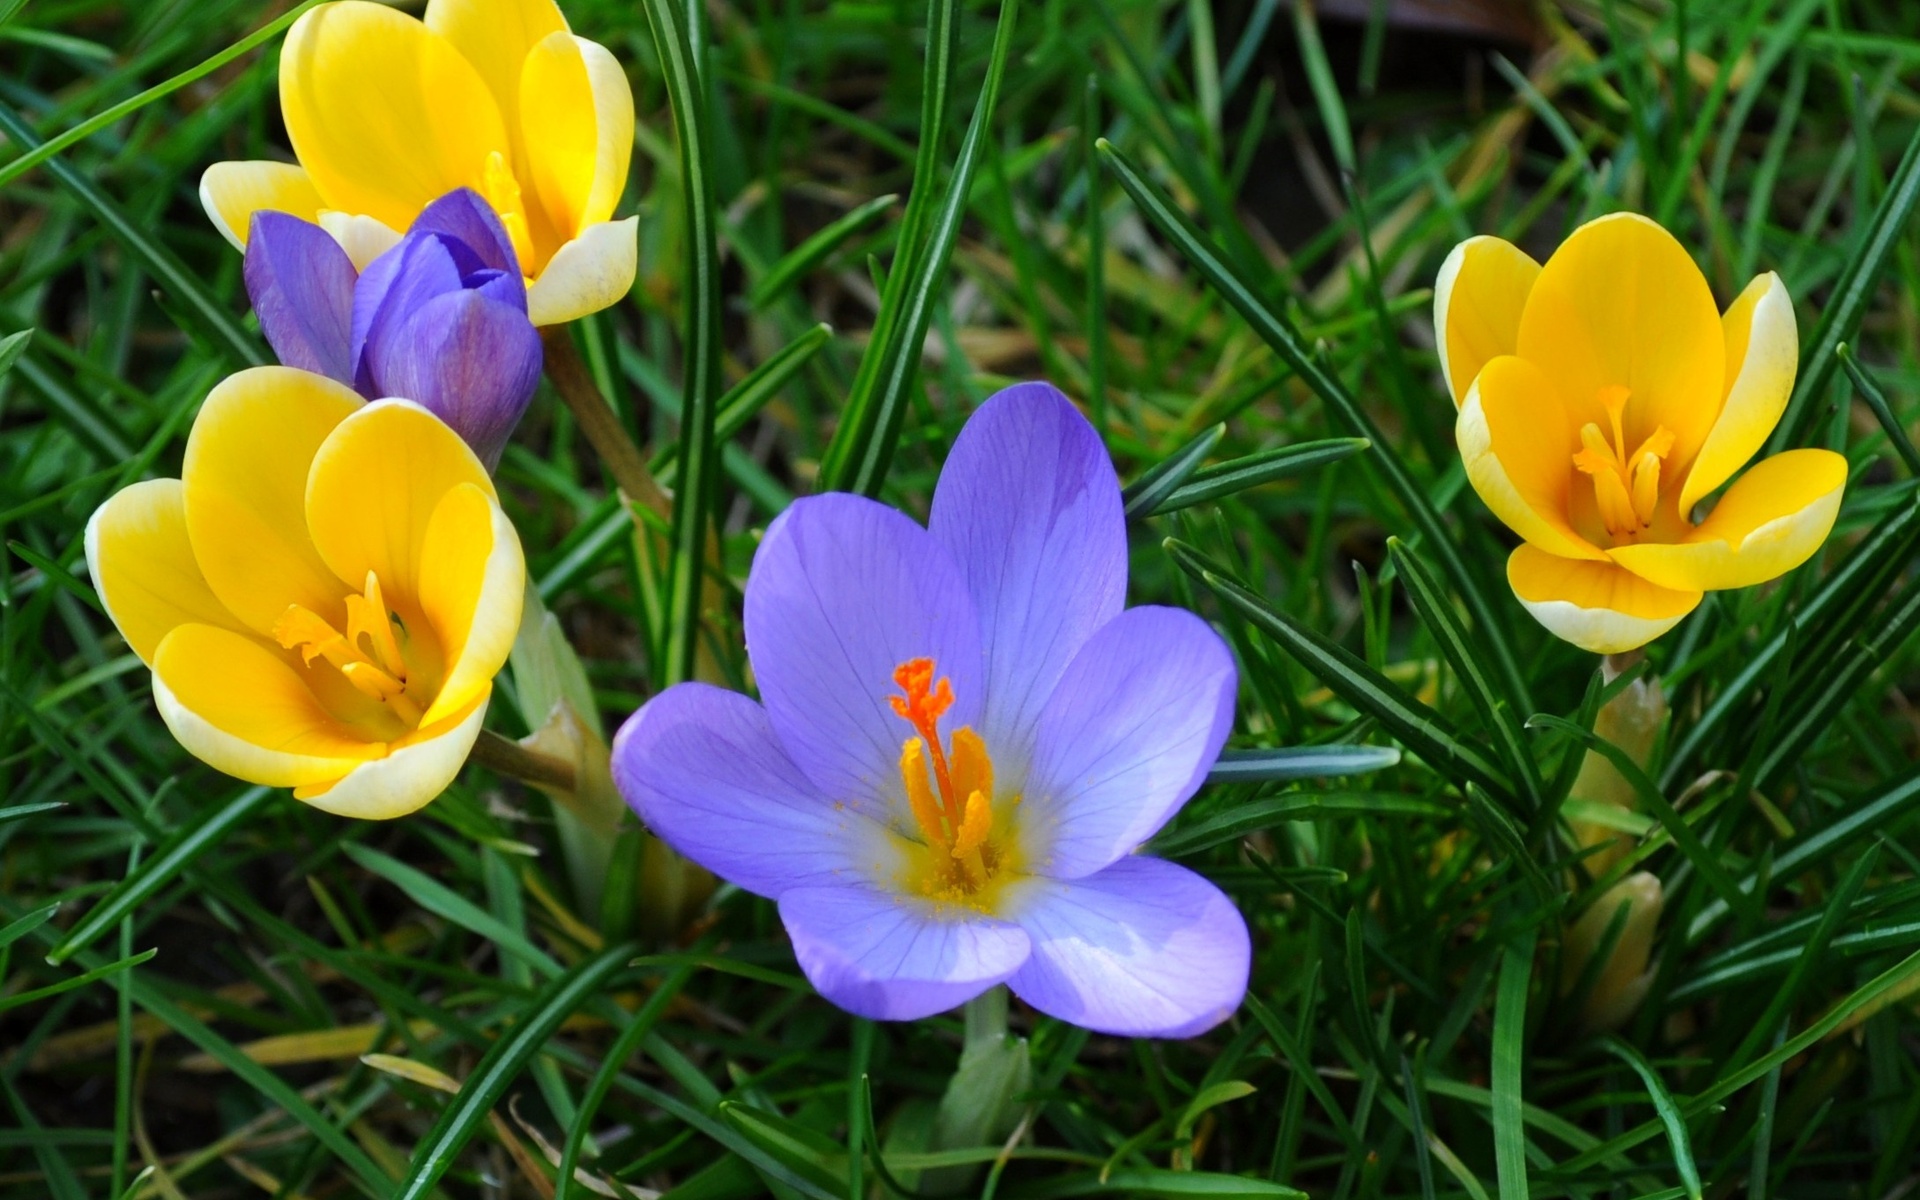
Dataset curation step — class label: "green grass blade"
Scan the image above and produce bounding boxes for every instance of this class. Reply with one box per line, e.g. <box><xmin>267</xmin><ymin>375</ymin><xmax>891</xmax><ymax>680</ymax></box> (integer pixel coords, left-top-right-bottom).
<box><xmin>1491</xmin><ymin>929</ymin><xmax>1535</xmax><ymax>1200</ymax></box>
<box><xmin>749</xmin><ymin>194</ymin><xmax>896</xmax><ymax>307</ymax></box>
<box><xmin>653</xmin><ymin>323</ymin><xmax>835</xmax><ymax>484</ymax></box>
<box><xmin>1123</xmin><ymin>424</ymin><xmax>1226</xmax><ymax>517</ymax></box>
<box><xmin>396</xmin><ymin>941</ymin><xmax>637</xmax><ymax>1200</ymax></box>
<box><xmin>555</xmin><ymin>963</ymin><xmax>696</xmax><ymax>1200</ymax></box>
<box><xmin>1205</xmin><ymin>745</ymin><xmax>1401</xmax><ymax>785</ymax></box>
<box><xmin>1601</xmin><ymin>1038</ymin><xmax>1702</xmax><ymax>1200</ymax></box>
<box><xmin>1837</xmin><ymin>343</ymin><xmax>1920</xmax><ymax>474</ymax></box>
<box><xmin>342</xmin><ymin>842</ymin><xmax>563</xmax><ymax>980</ymax></box>
<box><xmin>1149</xmin><ymin>438</ymin><xmax>1369</xmax><ymax>515</ymax></box>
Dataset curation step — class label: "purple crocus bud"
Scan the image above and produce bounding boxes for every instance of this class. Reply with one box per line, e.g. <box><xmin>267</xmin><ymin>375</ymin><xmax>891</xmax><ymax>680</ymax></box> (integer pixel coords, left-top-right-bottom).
<box><xmin>242</xmin><ymin>187</ymin><xmax>543</xmax><ymax>470</ymax></box>
<box><xmin>612</xmin><ymin>384</ymin><xmax>1251</xmax><ymax>1038</ymax></box>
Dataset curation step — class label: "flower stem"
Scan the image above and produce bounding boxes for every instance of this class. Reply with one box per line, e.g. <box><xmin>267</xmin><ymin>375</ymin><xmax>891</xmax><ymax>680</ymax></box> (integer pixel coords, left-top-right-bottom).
<box><xmin>541</xmin><ymin>327</ymin><xmax>670</xmax><ymax>516</ymax></box>
<box><xmin>963</xmin><ymin>985</ymin><xmax>1010</xmax><ymax>1051</ymax></box>
<box><xmin>468</xmin><ymin>728</ymin><xmax>577</xmax><ymax>793</ymax></box>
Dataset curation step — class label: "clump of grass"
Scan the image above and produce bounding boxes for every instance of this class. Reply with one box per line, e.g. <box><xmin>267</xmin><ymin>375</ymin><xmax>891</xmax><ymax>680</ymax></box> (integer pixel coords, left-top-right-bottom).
<box><xmin>4</xmin><ymin>0</ymin><xmax>1920</xmax><ymax>1196</ymax></box>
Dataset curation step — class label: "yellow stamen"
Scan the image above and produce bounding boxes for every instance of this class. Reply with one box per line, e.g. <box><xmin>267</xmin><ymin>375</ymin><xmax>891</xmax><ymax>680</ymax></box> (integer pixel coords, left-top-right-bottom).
<box><xmin>949</xmin><ymin>726</ymin><xmax>992</xmax><ymax>811</ymax></box>
<box><xmin>272</xmin><ymin>576</ymin><xmax>420</xmax><ymax>725</ymax></box>
<box><xmin>899</xmin><ymin>737</ymin><xmax>948</xmax><ymax>853</ymax></box>
<box><xmin>1571</xmin><ymin>387</ymin><xmax>1675</xmax><ymax>539</ymax></box>
<box><xmin>480</xmin><ymin>150</ymin><xmax>535</xmax><ymax>273</ymax></box>
<box><xmin>273</xmin><ymin>606</ymin><xmax>356</xmax><ymax>671</ymax></box>
<box><xmin>345</xmin><ymin>571</ymin><xmax>405</xmax><ymax>677</ymax></box>
<box><xmin>888</xmin><ymin>657</ymin><xmax>1015</xmax><ymax>903</ymax></box>
<box><xmin>953</xmin><ymin>790</ymin><xmax>992</xmax><ymax>861</ymax></box>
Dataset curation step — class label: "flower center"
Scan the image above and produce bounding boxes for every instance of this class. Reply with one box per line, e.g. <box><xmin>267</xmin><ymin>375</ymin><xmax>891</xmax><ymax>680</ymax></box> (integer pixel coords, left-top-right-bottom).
<box><xmin>889</xmin><ymin>657</ymin><xmax>1017</xmax><ymax>906</ymax></box>
<box><xmin>273</xmin><ymin>571</ymin><xmax>423</xmax><ymax>727</ymax></box>
<box><xmin>479</xmin><ymin>150</ymin><xmax>537</xmax><ymax>274</ymax></box>
<box><xmin>1571</xmin><ymin>385</ymin><xmax>1673</xmax><ymax>539</ymax></box>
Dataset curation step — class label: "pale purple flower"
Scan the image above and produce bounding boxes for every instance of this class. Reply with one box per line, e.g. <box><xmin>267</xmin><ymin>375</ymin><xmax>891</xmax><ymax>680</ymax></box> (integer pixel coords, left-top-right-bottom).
<box><xmin>243</xmin><ymin>187</ymin><xmax>543</xmax><ymax>469</ymax></box>
<box><xmin>612</xmin><ymin>384</ymin><xmax>1249</xmax><ymax>1037</ymax></box>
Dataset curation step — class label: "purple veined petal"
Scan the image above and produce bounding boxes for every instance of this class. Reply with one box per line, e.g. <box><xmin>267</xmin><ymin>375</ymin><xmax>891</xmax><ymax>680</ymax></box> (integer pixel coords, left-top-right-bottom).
<box><xmin>611</xmin><ymin>683</ymin><xmax>898</xmax><ymax>899</ymax></box>
<box><xmin>1006</xmin><ymin>856</ymin><xmax>1250</xmax><ymax>1039</ymax></box>
<box><xmin>778</xmin><ymin>883</ymin><xmax>1031</xmax><ymax>1021</ymax></box>
<box><xmin>350</xmin><ymin>230</ymin><xmax>465</xmax><ymax>393</ymax></box>
<box><xmin>243</xmin><ymin>211</ymin><xmax>357</xmax><ymax>386</ymax></box>
<box><xmin>363</xmin><ymin>289</ymin><xmax>542</xmax><ymax>470</ymax></box>
<box><xmin>1020</xmin><ymin>606</ymin><xmax>1236</xmax><ymax>879</ymax></box>
<box><xmin>928</xmin><ymin>383</ymin><xmax>1126</xmax><ymax>768</ymax></box>
<box><xmin>745</xmin><ymin>494</ymin><xmax>984</xmax><ymax>822</ymax></box>
<box><xmin>411</xmin><ymin>187</ymin><xmax>522</xmax><ymax>279</ymax></box>
<box><xmin>469</xmin><ymin>268</ymin><xmax>528</xmax><ymax>313</ymax></box>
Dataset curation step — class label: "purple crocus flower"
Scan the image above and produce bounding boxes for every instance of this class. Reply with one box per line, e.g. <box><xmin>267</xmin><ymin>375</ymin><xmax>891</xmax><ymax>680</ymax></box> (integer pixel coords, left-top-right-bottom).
<box><xmin>243</xmin><ymin>187</ymin><xmax>543</xmax><ymax>469</ymax></box>
<box><xmin>612</xmin><ymin>384</ymin><xmax>1250</xmax><ymax>1037</ymax></box>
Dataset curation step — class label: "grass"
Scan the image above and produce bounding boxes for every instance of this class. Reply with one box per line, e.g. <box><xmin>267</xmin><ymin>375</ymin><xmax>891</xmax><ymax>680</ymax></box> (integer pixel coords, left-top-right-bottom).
<box><xmin>4</xmin><ymin>0</ymin><xmax>1920</xmax><ymax>1195</ymax></box>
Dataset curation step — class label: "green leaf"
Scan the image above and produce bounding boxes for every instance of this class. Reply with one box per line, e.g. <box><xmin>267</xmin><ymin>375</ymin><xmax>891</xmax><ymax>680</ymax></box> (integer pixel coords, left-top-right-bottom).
<box><xmin>0</xmin><ymin>801</ymin><xmax>63</xmax><ymax>823</ymax></box>
<box><xmin>653</xmin><ymin>323</ymin><xmax>835</xmax><ymax>486</ymax></box>
<box><xmin>1018</xmin><ymin>1168</ymin><xmax>1306</xmax><ymax>1198</ymax></box>
<box><xmin>1122</xmin><ymin>424</ymin><xmax>1225</xmax><ymax>517</ymax></box>
<box><xmin>1205</xmin><ymin>745</ymin><xmax>1401</xmax><ymax>785</ymax></box>
<box><xmin>0</xmin><ymin>326</ymin><xmax>30</xmax><ymax>379</ymax></box>
<box><xmin>750</xmin><ymin>195</ymin><xmax>897</xmax><ymax>307</ymax></box>
<box><xmin>718</xmin><ymin>1103</ymin><xmax>849</xmax><ymax>1196</ymax></box>
<box><xmin>1491</xmin><ymin>929</ymin><xmax>1534</xmax><ymax>1200</ymax></box>
<box><xmin>1601</xmin><ymin>1038</ymin><xmax>1702</xmax><ymax>1200</ymax></box>
<box><xmin>341</xmin><ymin>842</ymin><xmax>563</xmax><ymax>979</ymax></box>
<box><xmin>0</xmin><ymin>902</ymin><xmax>58</xmax><ymax>951</ymax></box>
<box><xmin>1147</xmin><ymin>438</ymin><xmax>1369</xmax><ymax>515</ymax></box>
<box><xmin>1775</xmin><ymin>121</ymin><xmax>1920</xmax><ymax>449</ymax></box>
<box><xmin>1168</xmin><ymin>539</ymin><xmax>1514</xmax><ymax>803</ymax></box>
<box><xmin>556</xmin><ymin>964</ymin><xmax>696</xmax><ymax>1200</ymax></box>
<box><xmin>1098</xmin><ymin>136</ymin><xmax>1530</xmax><ymax>715</ymax></box>
<box><xmin>1838</xmin><ymin>343</ymin><xmax>1920</xmax><ymax>475</ymax></box>
<box><xmin>1151</xmin><ymin>792</ymin><xmax>1447</xmax><ymax>858</ymax></box>
<box><xmin>1174</xmin><ymin>1081</ymin><xmax>1256</xmax><ymax>1143</ymax></box>
<box><xmin>396</xmin><ymin>941</ymin><xmax>637</xmax><ymax>1200</ymax></box>
<box><xmin>0</xmin><ymin>947</ymin><xmax>156</xmax><ymax>1014</ymax></box>
<box><xmin>49</xmin><ymin>786</ymin><xmax>273</xmax><ymax>965</ymax></box>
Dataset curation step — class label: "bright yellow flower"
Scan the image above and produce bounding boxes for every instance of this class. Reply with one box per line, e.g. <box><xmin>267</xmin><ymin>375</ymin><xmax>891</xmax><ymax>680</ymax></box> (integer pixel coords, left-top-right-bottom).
<box><xmin>86</xmin><ymin>367</ymin><xmax>525</xmax><ymax>819</ymax></box>
<box><xmin>1435</xmin><ymin>213</ymin><xmax>1846</xmax><ymax>654</ymax></box>
<box><xmin>200</xmin><ymin>0</ymin><xmax>636</xmax><ymax>326</ymax></box>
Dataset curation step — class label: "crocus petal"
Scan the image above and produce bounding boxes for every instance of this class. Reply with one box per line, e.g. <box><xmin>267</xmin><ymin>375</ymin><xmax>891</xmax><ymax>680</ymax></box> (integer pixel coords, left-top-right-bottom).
<box><xmin>1507</xmin><ymin>544</ymin><xmax>1700</xmax><ymax>655</ymax></box>
<box><xmin>1005</xmin><ymin>856</ymin><xmax>1250</xmax><ymax>1039</ymax></box>
<box><xmin>928</xmin><ymin>383</ymin><xmax>1126</xmax><ymax>768</ymax></box>
<box><xmin>424</xmin><ymin>0</ymin><xmax>567</xmax><ymax>175</ymax></box>
<box><xmin>411</xmin><ymin>187</ymin><xmax>523</xmax><ymax>278</ymax></box>
<box><xmin>414</xmin><ymin>482</ymin><xmax>525</xmax><ymax>727</ymax></box>
<box><xmin>86</xmin><ymin>480</ymin><xmax>251</xmax><ymax>666</ymax></box>
<box><xmin>778</xmin><ymin>883</ymin><xmax>1031</xmax><ymax>1021</ymax></box>
<box><xmin>1515</xmin><ymin>212</ymin><xmax>1725</xmax><ymax>468</ymax></box>
<box><xmin>281</xmin><ymin>1</ymin><xmax>509</xmax><ymax>233</ymax></box>
<box><xmin>365</xmin><ymin>290</ymin><xmax>543</xmax><ymax>469</ymax></box>
<box><xmin>151</xmin><ymin>623</ymin><xmax>382</xmax><ymax>787</ymax></box>
<box><xmin>612</xmin><ymin>683</ymin><xmax>897</xmax><ymax>898</ymax></box>
<box><xmin>519</xmin><ymin>32</ymin><xmax>633</xmax><ymax>243</ymax></box>
<box><xmin>744</xmin><ymin>493</ymin><xmax>984</xmax><ymax>823</ymax></box>
<box><xmin>318</xmin><ymin>211</ymin><xmax>403</xmax><ymax>272</ymax></box>
<box><xmin>350</xmin><ymin>231</ymin><xmax>466</xmax><ymax>392</ymax></box>
<box><xmin>523</xmin><ymin>217</ymin><xmax>638</xmax><ymax>325</ymax></box>
<box><xmin>303</xmin><ymin>399</ymin><xmax>498</xmax><ymax>619</ymax></box>
<box><xmin>1021</xmin><ymin>607</ymin><xmax>1236</xmax><ymax>880</ymax></box>
<box><xmin>1433</xmin><ymin>235</ymin><xmax>1541</xmax><ymax>406</ymax></box>
<box><xmin>200</xmin><ymin>161</ymin><xmax>324</xmax><ymax>250</ymax></box>
<box><xmin>1607</xmin><ymin>449</ymin><xmax>1846</xmax><ymax>592</ymax></box>
<box><xmin>181</xmin><ymin>367</ymin><xmax>363</xmax><ymax>634</ymax></box>
<box><xmin>292</xmin><ymin>692</ymin><xmax>489</xmax><ymax>819</ymax></box>
<box><xmin>1678</xmin><ymin>272</ymin><xmax>1798</xmax><ymax>512</ymax></box>
<box><xmin>245</xmin><ymin>212</ymin><xmax>357</xmax><ymax>385</ymax></box>
<box><xmin>1457</xmin><ymin>356</ymin><xmax>1607</xmax><ymax>561</ymax></box>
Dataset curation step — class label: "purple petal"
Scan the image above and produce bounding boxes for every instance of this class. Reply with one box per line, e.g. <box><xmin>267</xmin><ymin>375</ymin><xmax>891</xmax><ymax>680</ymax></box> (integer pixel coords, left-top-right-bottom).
<box><xmin>364</xmin><ymin>289</ymin><xmax>542</xmax><ymax>469</ymax></box>
<box><xmin>243</xmin><ymin>211</ymin><xmax>357</xmax><ymax>386</ymax></box>
<box><xmin>611</xmin><ymin>683</ymin><xmax>892</xmax><ymax>899</ymax></box>
<box><xmin>745</xmin><ymin>494</ymin><xmax>984</xmax><ymax>823</ymax></box>
<box><xmin>1022</xmin><ymin>607</ymin><xmax>1236</xmax><ymax>879</ymax></box>
<box><xmin>778</xmin><ymin>883</ymin><xmax>1030</xmax><ymax>1021</ymax></box>
<box><xmin>350</xmin><ymin>231</ymin><xmax>464</xmax><ymax>393</ymax></box>
<box><xmin>1007</xmin><ymin>856</ymin><xmax>1250</xmax><ymax>1038</ymax></box>
<box><xmin>411</xmin><ymin>187</ymin><xmax>522</xmax><ymax>279</ymax></box>
<box><xmin>929</xmin><ymin>383</ymin><xmax>1126</xmax><ymax>765</ymax></box>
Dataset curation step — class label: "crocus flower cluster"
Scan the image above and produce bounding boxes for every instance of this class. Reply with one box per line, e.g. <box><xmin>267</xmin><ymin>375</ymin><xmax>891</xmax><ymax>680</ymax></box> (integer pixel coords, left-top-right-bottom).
<box><xmin>246</xmin><ymin>188</ymin><xmax>543</xmax><ymax>469</ymax></box>
<box><xmin>1435</xmin><ymin>213</ymin><xmax>1846</xmax><ymax>653</ymax></box>
<box><xmin>614</xmin><ymin>385</ymin><xmax>1251</xmax><ymax>1036</ymax></box>
<box><xmin>202</xmin><ymin>0</ymin><xmax>636</xmax><ymax>326</ymax></box>
<box><xmin>87</xmin><ymin>367</ymin><xmax>525</xmax><ymax>819</ymax></box>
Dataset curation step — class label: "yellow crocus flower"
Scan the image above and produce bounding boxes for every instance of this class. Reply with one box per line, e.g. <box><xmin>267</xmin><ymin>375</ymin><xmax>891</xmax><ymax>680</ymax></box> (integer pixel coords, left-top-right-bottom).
<box><xmin>200</xmin><ymin>0</ymin><xmax>635</xmax><ymax>326</ymax></box>
<box><xmin>1434</xmin><ymin>213</ymin><xmax>1846</xmax><ymax>654</ymax></box>
<box><xmin>86</xmin><ymin>367</ymin><xmax>525</xmax><ymax>819</ymax></box>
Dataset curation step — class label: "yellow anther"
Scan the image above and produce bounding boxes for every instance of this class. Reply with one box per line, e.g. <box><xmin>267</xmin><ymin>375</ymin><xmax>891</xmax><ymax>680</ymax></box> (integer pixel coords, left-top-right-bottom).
<box><xmin>1592</xmin><ymin>467</ymin><xmax>1639</xmax><ymax>537</ymax></box>
<box><xmin>480</xmin><ymin>150</ymin><xmax>536</xmax><ymax>272</ymax></box>
<box><xmin>345</xmin><ymin>571</ymin><xmax>406</xmax><ymax>679</ymax></box>
<box><xmin>273</xmin><ymin>577</ymin><xmax>420</xmax><ymax>725</ymax></box>
<box><xmin>1630</xmin><ymin>452</ymin><xmax>1663</xmax><ymax>526</ymax></box>
<box><xmin>949</xmin><ymin>727</ymin><xmax>992</xmax><ymax>812</ymax></box>
<box><xmin>1573</xmin><ymin>387</ymin><xmax>1676</xmax><ymax>539</ymax></box>
<box><xmin>899</xmin><ymin>737</ymin><xmax>948</xmax><ymax>851</ymax></box>
<box><xmin>274</xmin><ymin>605</ymin><xmax>356</xmax><ymax>671</ymax></box>
<box><xmin>953</xmin><ymin>789</ymin><xmax>992</xmax><ymax>860</ymax></box>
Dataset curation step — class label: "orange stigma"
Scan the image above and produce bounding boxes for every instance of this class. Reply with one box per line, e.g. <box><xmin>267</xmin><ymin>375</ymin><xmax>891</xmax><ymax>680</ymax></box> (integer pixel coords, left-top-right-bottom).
<box><xmin>889</xmin><ymin>657</ymin><xmax>1011</xmax><ymax>902</ymax></box>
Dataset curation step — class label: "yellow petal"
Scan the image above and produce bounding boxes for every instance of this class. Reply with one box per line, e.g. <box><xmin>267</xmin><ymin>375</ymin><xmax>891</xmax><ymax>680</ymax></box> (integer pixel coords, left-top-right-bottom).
<box><xmin>87</xmin><ymin>479</ymin><xmax>250</xmax><ymax>667</ymax></box>
<box><xmin>1458</xmin><ymin>356</ymin><xmax>1607</xmax><ymax>561</ymax></box>
<box><xmin>425</xmin><ymin>0</ymin><xmax>567</xmax><ymax>185</ymax></box>
<box><xmin>182</xmin><ymin>367</ymin><xmax>363</xmax><ymax>634</ymax></box>
<box><xmin>304</xmin><ymin>400</ymin><xmax>497</xmax><ymax>621</ymax></box>
<box><xmin>292</xmin><ymin>690</ymin><xmax>489</xmax><ymax>818</ymax></box>
<box><xmin>1678</xmin><ymin>272</ymin><xmax>1798</xmax><ymax>512</ymax></box>
<box><xmin>152</xmin><ymin>623</ymin><xmax>383</xmax><ymax>788</ymax></box>
<box><xmin>199</xmin><ymin>161</ymin><xmax>325</xmax><ymax>251</ymax></box>
<box><xmin>415</xmin><ymin>483</ymin><xmax>525</xmax><ymax>727</ymax></box>
<box><xmin>1433</xmin><ymin>235</ymin><xmax>1541</xmax><ymax>407</ymax></box>
<box><xmin>317</xmin><ymin>211</ymin><xmax>403</xmax><ymax>272</ymax></box>
<box><xmin>1607</xmin><ymin>449</ymin><xmax>1846</xmax><ymax>592</ymax></box>
<box><xmin>1507</xmin><ymin>544</ymin><xmax>1701</xmax><ymax>654</ymax></box>
<box><xmin>281</xmin><ymin>1</ymin><xmax>509</xmax><ymax>234</ymax></box>
<box><xmin>519</xmin><ymin>32</ymin><xmax>633</xmax><ymax>247</ymax></box>
<box><xmin>524</xmin><ymin>216</ymin><xmax>638</xmax><ymax>325</ymax></box>
<box><xmin>1517</xmin><ymin>212</ymin><xmax>1724</xmax><ymax>472</ymax></box>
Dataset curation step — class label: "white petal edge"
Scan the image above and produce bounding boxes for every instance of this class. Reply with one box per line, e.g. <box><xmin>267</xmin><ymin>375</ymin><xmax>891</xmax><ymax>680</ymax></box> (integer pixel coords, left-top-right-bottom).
<box><xmin>419</xmin><ymin>488</ymin><xmax>526</xmax><ymax>727</ymax></box>
<box><xmin>525</xmin><ymin>216</ymin><xmax>637</xmax><ymax>325</ymax></box>
<box><xmin>1512</xmin><ymin>593</ymin><xmax>1697</xmax><ymax>656</ymax></box>
<box><xmin>291</xmin><ymin>693</ymin><xmax>489</xmax><ymax>819</ymax></box>
<box><xmin>1680</xmin><ymin>273</ymin><xmax>1798</xmax><ymax>512</ymax></box>
<box><xmin>1457</xmin><ymin>377</ymin><xmax>1607</xmax><ymax>562</ymax></box>
<box><xmin>152</xmin><ymin>663</ymin><xmax>373</xmax><ymax>789</ymax></box>
<box><xmin>319</xmin><ymin>211</ymin><xmax>404</xmax><ymax>272</ymax></box>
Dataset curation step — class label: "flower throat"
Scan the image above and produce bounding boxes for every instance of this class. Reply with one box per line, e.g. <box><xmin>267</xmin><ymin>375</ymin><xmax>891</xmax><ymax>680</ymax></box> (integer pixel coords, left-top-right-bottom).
<box><xmin>890</xmin><ymin>657</ymin><xmax>1015</xmax><ymax>904</ymax></box>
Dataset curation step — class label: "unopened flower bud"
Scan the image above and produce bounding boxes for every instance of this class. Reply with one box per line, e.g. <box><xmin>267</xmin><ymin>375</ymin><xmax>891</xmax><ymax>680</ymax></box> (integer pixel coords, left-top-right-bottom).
<box><xmin>1561</xmin><ymin>872</ymin><xmax>1664</xmax><ymax>1032</ymax></box>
